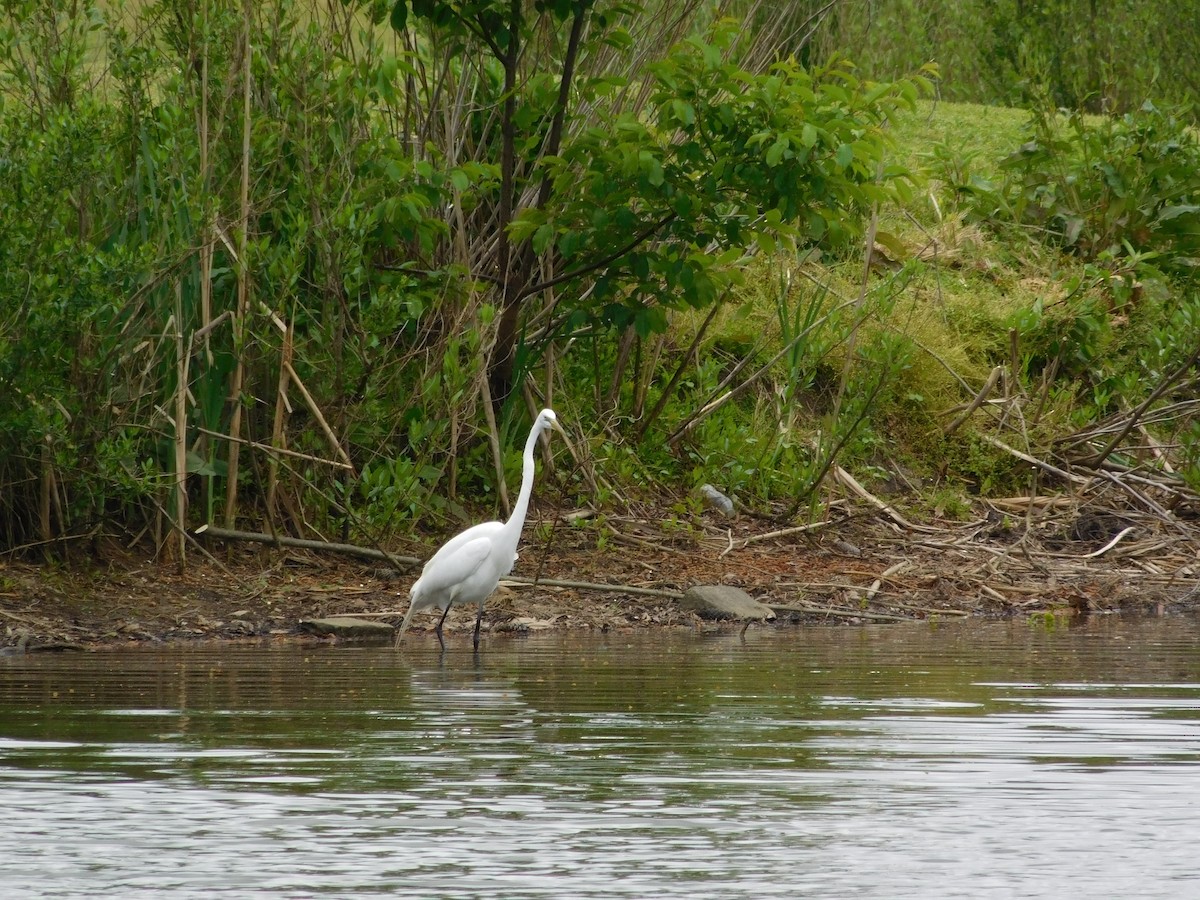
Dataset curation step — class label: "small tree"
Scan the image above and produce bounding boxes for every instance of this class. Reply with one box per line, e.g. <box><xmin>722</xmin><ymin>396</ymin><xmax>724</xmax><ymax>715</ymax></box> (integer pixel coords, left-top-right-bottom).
<box><xmin>392</xmin><ymin>2</ymin><xmax>933</xmax><ymax>408</ymax></box>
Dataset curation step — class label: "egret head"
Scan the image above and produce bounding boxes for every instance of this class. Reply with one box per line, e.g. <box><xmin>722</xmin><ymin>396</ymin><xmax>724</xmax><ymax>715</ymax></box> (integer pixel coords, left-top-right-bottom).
<box><xmin>538</xmin><ymin>408</ymin><xmax>563</xmax><ymax>433</ymax></box>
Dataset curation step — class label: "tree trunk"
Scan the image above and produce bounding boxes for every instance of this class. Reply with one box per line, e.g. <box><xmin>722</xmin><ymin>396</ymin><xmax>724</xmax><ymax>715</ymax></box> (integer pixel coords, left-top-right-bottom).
<box><xmin>487</xmin><ymin>3</ymin><xmax>590</xmax><ymax>409</ymax></box>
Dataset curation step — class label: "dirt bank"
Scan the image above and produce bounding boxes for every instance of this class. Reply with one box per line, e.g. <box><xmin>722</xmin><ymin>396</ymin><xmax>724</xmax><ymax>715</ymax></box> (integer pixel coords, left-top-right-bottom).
<box><xmin>2</xmin><ymin>502</ymin><xmax>1197</xmax><ymax>652</ymax></box>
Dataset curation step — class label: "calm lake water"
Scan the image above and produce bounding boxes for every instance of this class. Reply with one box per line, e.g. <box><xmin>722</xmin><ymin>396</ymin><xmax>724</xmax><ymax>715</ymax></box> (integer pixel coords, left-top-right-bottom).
<box><xmin>1</xmin><ymin>619</ymin><xmax>1199</xmax><ymax>898</ymax></box>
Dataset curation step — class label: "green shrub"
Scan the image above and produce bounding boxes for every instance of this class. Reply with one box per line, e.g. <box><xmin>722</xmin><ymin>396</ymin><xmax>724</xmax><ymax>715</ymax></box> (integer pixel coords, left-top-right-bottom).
<box><xmin>963</xmin><ymin>101</ymin><xmax>1200</xmax><ymax>277</ymax></box>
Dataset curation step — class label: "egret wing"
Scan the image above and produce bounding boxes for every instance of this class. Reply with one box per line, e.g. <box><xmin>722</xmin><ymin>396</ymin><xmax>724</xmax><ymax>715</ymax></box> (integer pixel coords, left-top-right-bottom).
<box><xmin>414</xmin><ymin>534</ymin><xmax>494</xmax><ymax>598</ymax></box>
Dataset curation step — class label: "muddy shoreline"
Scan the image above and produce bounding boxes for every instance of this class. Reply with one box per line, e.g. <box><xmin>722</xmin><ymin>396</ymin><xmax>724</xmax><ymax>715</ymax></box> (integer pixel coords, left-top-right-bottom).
<box><xmin>3</xmin><ymin>509</ymin><xmax>1197</xmax><ymax>652</ymax></box>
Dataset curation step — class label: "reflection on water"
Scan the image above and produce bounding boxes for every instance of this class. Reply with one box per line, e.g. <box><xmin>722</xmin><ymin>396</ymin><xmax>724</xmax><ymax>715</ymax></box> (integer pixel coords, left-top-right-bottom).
<box><xmin>1</xmin><ymin>619</ymin><xmax>1198</xmax><ymax>898</ymax></box>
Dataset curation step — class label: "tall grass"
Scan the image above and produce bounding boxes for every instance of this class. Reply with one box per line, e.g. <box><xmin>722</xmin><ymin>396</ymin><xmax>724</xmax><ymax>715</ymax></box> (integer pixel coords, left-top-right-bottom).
<box><xmin>811</xmin><ymin>0</ymin><xmax>1199</xmax><ymax>117</ymax></box>
<box><xmin>2</xmin><ymin>0</ymin><xmax>921</xmax><ymax>555</ymax></box>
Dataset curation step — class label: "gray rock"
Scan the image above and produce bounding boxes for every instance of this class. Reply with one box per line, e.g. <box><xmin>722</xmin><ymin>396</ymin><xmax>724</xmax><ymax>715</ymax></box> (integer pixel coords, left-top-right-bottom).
<box><xmin>699</xmin><ymin>484</ymin><xmax>735</xmax><ymax>517</ymax></box>
<box><xmin>299</xmin><ymin>616</ymin><xmax>396</xmax><ymax>640</ymax></box>
<box><xmin>679</xmin><ymin>585</ymin><xmax>776</xmax><ymax>621</ymax></box>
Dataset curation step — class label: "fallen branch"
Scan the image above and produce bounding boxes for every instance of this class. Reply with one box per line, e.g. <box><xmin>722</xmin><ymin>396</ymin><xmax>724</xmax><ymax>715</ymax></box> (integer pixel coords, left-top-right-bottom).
<box><xmin>1079</xmin><ymin>525</ymin><xmax>1137</xmax><ymax>559</ymax></box>
<box><xmin>194</xmin><ymin>527</ymin><xmax>684</xmax><ymax>600</ymax></box>
<box><xmin>195</xmin><ymin>525</ymin><xmax>420</xmax><ymax>568</ymax></box>
<box><xmin>1086</xmin><ymin>339</ymin><xmax>1200</xmax><ymax>469</ymax></box>
<box><xmin>720</xmin><ymin>519</ymin><xmax>831</xmax><ymax>557</ymax></box>
<box><xmin>194</xmin><ymin>426</ymin><xmax>353</xmax><ymax>470</ymax></box>
<box><xmin>766</xmin><ymin>602</ymin><xmax>916</xmax><ymax>622</ymax></box>
<box><xmin>501</xmin><ymin>577</ymin><xmax>681</xmax><ymax>598</ymax></box>
<box><xmin>834</xmin><ymin>465</ymin><xmax>941</xmax><ymax>533</ymax></box>
<box><xmin>977</xmin><ymin>433</ymin><xmax>1090</xmax><ymax>485</ymax></box>
<box><xmin>943</xmin><ymin>365</ymin><xmax>1003</xmax><ymax>436</ymax></box>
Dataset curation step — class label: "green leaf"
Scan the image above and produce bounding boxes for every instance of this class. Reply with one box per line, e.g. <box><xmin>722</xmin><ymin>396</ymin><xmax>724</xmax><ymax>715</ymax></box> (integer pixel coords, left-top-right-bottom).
<box><xmin>389</xmin><ymin>1</ymin><xmax>408</xmax><ymax>31</ymax></box>
<box><xmin>873</xmin><ymin>230</ymin><xmax>908</xmax><ymax>260</ymax></box>
<box><xmin>765</xmin><ymin>138</ymin><xmax>788</xmax><ymax>167</ymax></box>
<box><xmin>1158</xmin><ymin>204</ymin><xmax>1200</xmax><ymax>222</ymax></box>
<box><xmin>835</xmin><ymin>143</ymin><xmax>854</xmax><ymax>168</ymax></box>
<box><xmin>670</xmin><ymin>99</ymin><xmax>695</xmax><ymax>126</ymax></box>
<box><xmin>533</xmin><ymin>222</ymin><xmax>555</xmax><ymax>255</ymax></box>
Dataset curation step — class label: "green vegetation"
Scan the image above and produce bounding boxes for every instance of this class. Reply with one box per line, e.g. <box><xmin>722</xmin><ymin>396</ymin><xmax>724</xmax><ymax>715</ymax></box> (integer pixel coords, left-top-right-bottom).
<box><xmin>812</xmin><ymin>0</ymin><xmax>1200</xmax><ymax>117</ymax></box>
<box><xmin>2</xmin><ymin>0</ymin><xmax>1198</xmax><ymax>560</ymax></box>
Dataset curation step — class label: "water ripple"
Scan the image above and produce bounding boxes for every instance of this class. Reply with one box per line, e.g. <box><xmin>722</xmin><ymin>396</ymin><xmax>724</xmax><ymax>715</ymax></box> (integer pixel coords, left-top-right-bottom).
<box><xmin>0</xmin><ymin>621</ymin><xmax>1197</xmax><ymax>898</ymax></box>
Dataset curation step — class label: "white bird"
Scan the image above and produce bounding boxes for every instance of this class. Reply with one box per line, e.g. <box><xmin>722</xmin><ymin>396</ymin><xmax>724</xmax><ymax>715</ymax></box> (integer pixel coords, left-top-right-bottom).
<box><xmin>395</xmin><ymin>408</ymin><xmax>562</xmax><ymax>651</ymax></box>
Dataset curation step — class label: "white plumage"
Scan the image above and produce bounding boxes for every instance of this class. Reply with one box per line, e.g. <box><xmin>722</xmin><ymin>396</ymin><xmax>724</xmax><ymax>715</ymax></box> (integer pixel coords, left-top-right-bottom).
<box><xmin>395</xmin><ymin>408</ymin><xmax>561</xmax><ymax>651</ymax></box>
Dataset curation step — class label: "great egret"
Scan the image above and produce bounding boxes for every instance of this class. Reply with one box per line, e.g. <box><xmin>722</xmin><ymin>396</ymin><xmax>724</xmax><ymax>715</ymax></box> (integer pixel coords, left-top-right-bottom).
<box><xmin>395</xmin><ymin>408</ymin><xmax>562</xmax><ymax>651</ymax></box>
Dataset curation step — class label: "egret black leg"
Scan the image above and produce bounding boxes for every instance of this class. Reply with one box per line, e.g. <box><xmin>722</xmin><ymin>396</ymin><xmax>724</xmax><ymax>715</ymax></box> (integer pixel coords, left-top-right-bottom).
<box><xmin>434</xmin><ymin>604</ymin><xmax>452</xmax><ymax>650</ymax></box>
<box><xmin>472</xmin><ymin>605</ymin><xmax>484</xmax><ymax>652</ymax></box>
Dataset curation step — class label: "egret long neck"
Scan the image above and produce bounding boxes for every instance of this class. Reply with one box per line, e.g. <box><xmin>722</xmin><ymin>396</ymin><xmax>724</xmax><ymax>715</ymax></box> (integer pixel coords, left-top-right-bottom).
<box><xmin>505</xmin><ymin>420</ymin><xmax>545</xmax><ymax>534</ymax></box>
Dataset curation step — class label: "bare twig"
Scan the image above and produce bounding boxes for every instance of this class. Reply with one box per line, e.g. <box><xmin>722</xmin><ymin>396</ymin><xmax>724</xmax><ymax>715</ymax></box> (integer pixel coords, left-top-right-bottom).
<box><xmin>722</xmin><ymin>519</ymin><xmax>832</xmax><ymax>555</ymax></box>
<box><xmin>1087</xmin><ymin>340</ymin><xmax>1200</xmax><ymax>468</ymax></box>
<box><xmin>943</xmin><ymin>365</ymin><xmax>1003</xmax><ymax>435</ymax></box>
<box><xmin>766</xmin><ymin>602</ymin><xmax>916</xmax><ymax>622</ymax></box>
<box><xmin>1080</xmin><ymin>526</ymin><xmax>1137</xmax><ymax>559</ymax></box>
<box><xmin>667</xmin><ymin>296</ymin><xmax>860</xmax><ymax>445</ymax></box>
<box><xmin>195</xmin><ymin>525</ymin><xmax>421</xmax><ymax>568</ymax></box>
<box><xmin>193</xmin><ymin>427</ymin><xmax>352</xmax><ymax>469</ymax></box>
<box><xmin>977</xmin><ymin>433</ymin><xmax>1091</xmax><ymax>485</ymax></box>
<box><xmin>834</xmin><ymin>465</ymin><xmax>942</xmax><ymax>533</ymax></box>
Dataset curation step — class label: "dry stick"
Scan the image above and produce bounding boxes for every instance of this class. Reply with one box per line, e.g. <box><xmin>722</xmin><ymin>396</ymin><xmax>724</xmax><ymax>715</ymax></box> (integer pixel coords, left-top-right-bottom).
<box><xmin>0</xmin><ymin>608</ymin><xmax>86</xmax><ymax>640</ymax></box>
<box><xmin>223</xmin><ymin>0</ymin><xmax>253</xmax><ymax>528</ymax></box>
<box><xmin>174</xmin><ymin>282</ymin><xmax>189</xmax><ymax>569</ymax></box>
<box><xmin>639</xmin><ymin>295</ymin><xmax>724</xmax><ymax>439</ymax></box>
<box><xmin>197</xmin><ymin>6</ymin><xmax>214</xmax><ymax>532</ymax></box>
<box><xmin>1061</xmin><ymin>396</ymin><xmax>1200</xmax><ymax>451</ymax></box>
<box><xmin>908</xmin><ymin>335</ymin><xmax>976</xmax><ymax>395</ymax></box>
<box><xmin>1095</xmin><ymin>469</ymin><xmax>1176</xmax><ymax>522</ymax></box>
<box><xmin>256</xmin><ymin>303</ymin><xmax>353</xmax><ymax>474</ymax></box>
<box><xmin>766</xmin><ymin>602</ymin><xmax>915</xmax><ymax>623</ymax></box>
<box><xmin>198</xmin><ymin>525</ymin><xmax>420</xmax><ymax>567</ymax></box>
<box><xmin>199</xmin><ymin>2</ymin><xmax>212</xmax><ymax>362</ymax></box>
<box><xmin>479</xmin><ymin>376</ymin><xmax>510</xmax><ymax>516</ymax></box>
<box><xmin>829</xmin><ymin>195</ymin><xmax>882</xmax><ymax>433</ymax></box>
<box><xmin>634</xmin><ymin>333</ymin><xmax>664</xmax><ymax>420</ymax></box>
<box><xmin>1088</xmin><ymin>339</ymin><xmax>1200</xmax><ymax>468</ymax></box>
<box><xmin>720</xmin><ymin>519</ymin><xmax>832</xmax><ymax>557</ymax></box>
<box><xmin>980</xmin><ymin>585</ymin><xmax>1009</xmax><ymax>604</ymax></box>
<box><xmin>1134</xmin><ymin>421</ymin><xmax>1176</xmax><ymax>474</ymax></box>
<box><xmin>833</xmin><ymin>465</ymin><xmax>942</xmax><ymax>534</ymax></box>
<box><xmin>988</xmin><ymin>494</ymin><xmax>1076</xmax><ymax>512</ymax></box>
<box><xmin>864</xmin><ymin>560</ymin><xmax>910</xmax><ymax>600</ymax></box>
<box><xmin>1080</xmin><ymin>526</ymin><xmax>1138</xmax><ymax>560</ymax></box>
<box><xmin>193</xmin><ymin>426</ymin><xmax>351</xmax><ymax>469</ymax></box>
<box><xmin>39</xmin><ymin>440</ymin><xmax>53</xmax><ymax>546</ymax></box>
<box><xmin>283</xmin><ymin>361</ymin><xmax>355</xmax><ymax>474</ymax></box>
<box><xmin>976</xmin><ymin>433</ymin><xmax>1091</xmax><ymax>485</ymax></box>
<box><xmin>449</xmin><ymin>404</ymin><xmax>459</xmax><ymax>499</ymax></box>
<box><xmin>501</xmin><ymin>576</ymin><xmax>681</xmax><ymax>599</ymax></box>
<box><xmin>943</xmin><ymin>365</ymin><xmax>1003</xmax><ymax>436</ymax></box>
<box><xmin>266</xmin><ymin>319</ymin><xmax>294</xmax><ymax>529</ymax></box>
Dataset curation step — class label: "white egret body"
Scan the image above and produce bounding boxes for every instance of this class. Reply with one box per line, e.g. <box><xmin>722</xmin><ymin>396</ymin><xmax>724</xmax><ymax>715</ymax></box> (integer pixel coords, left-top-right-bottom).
<box><xmin>395</xmin><ymin>409</ymin><xmax>560</xmax><ymax>650</ymax></box>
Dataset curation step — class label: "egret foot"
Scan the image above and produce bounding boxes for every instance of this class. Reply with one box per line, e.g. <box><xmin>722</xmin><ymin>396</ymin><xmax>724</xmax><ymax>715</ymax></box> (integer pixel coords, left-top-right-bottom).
<box><xmin>434</xmin><ymin>604</ymin><xmax>452</xmax><ymax>650</ymax></box>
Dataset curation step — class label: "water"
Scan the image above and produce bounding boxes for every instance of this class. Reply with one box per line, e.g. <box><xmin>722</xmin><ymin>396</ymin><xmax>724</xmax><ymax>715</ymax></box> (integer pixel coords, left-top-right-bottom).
<box><xmin>2</xmin><ymin>619</ymin><xmax>1199</xmax><ymax>898</ymax></box>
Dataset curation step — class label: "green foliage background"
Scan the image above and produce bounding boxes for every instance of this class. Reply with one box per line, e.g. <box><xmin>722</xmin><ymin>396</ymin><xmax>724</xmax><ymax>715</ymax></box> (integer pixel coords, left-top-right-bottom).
<box><xmin>2</xmin><ymin>0</ymin><xmax>1198</xmax><ymax>557</ymax></box>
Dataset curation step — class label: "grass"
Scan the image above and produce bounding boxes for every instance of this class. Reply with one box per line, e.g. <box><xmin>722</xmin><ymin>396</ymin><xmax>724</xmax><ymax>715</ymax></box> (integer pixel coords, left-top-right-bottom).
<box><xmin>666</xmin><ymin>96</ymin><xmax>1110</xmax><ymax>510</ymax></box>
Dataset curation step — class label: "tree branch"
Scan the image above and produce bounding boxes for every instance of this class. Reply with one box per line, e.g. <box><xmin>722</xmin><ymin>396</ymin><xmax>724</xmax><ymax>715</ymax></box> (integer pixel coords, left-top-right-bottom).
<box><xmin>517</xmin><ymin>211</ymin><xmax>678</xmax><ymax>301</ymax></box>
